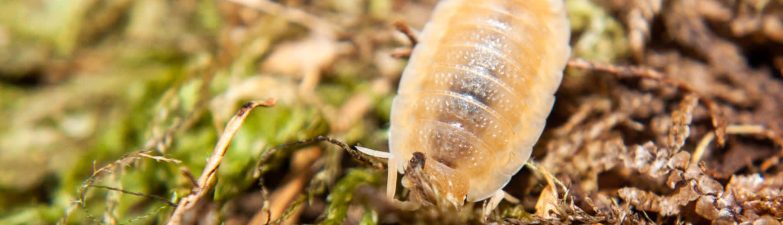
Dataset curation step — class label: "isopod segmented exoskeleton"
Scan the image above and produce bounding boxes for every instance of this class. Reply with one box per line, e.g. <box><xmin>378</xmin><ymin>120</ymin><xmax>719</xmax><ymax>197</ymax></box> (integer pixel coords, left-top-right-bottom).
<box><xmin>358</xmin><ymin>0</ymin><xmax>571</xmax><ymax>208</ymax></box>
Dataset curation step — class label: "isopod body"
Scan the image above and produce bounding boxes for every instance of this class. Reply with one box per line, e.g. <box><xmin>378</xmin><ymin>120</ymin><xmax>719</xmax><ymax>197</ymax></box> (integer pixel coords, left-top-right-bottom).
<box><xmin>387</xmin><ymin>0</ymin><xmax>571</xmax><ymax>205</ymax></box>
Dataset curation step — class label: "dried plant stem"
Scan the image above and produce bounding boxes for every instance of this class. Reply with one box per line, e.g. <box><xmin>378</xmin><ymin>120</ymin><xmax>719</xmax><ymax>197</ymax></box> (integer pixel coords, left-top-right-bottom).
<box><xmin>552</xmin><ymin>98</ymin><xmax>611</xmax><ymax>136</ymax></box>
<box><xmin>692</xmin><ymin>124</ymin><xmax>783</xmax><ymax>165</ymax></box>
<box><xmin>567</xmin><ymin>58</ymin><xmax>728</xmax><ymax>145</ymax></box>
<box><xmin>167</xmin><ymin>99</ymin><xmax>276</xmax><ymax>225</ymax></box>
<box><xmin>254</xmin><ymin>136</ymin><xmax>386</xmax><ymax>174</ymax></box>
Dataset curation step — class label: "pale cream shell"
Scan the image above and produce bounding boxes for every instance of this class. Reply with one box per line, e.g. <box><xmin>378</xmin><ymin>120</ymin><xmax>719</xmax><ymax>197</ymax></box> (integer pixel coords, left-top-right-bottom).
<box><xmin>389</xmin><ymin>0</ymin><xmax>571</xmax><ymax>201</ymax></box>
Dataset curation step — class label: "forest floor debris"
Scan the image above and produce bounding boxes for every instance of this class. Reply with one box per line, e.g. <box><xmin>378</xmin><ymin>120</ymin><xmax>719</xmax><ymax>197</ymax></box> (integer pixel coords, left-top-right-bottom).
<box><xmin>0</xmin><ymin>0</ymin><xmax>781</xmax><ymax>224</ymax></box>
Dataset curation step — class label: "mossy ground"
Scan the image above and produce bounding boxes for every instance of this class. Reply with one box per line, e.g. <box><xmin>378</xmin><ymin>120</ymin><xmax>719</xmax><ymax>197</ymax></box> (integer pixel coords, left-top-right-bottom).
<box><xmin>0</xmin><ymin>0</ymin><xmax>782</xmax><ymax>224</ymax></box>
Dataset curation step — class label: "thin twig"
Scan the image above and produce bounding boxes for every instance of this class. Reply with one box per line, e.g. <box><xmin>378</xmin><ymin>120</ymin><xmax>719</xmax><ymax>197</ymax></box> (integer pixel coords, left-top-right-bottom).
<box><xmin>691</xmin><ymin>124</ymin><xmax>783</xmax><ymax>165</ymax></box>
<box><xmin>167</xmin><ymin>98</ymin><xmax>276</xmax><ymax>225</ymax></box>
<box><xmin>90</xmin><ymin>185</ymin><xmax>177</xmax><ymax>207</ymax></box>
<box><xmin>254</xmin><ymin>136</ymin><xmax>386</xmax><ymax>177</ymax></box>
<box><xmin>138</xmin><ymin>152</ymin><xmax>182</xmax><ymax>164</ymax></box>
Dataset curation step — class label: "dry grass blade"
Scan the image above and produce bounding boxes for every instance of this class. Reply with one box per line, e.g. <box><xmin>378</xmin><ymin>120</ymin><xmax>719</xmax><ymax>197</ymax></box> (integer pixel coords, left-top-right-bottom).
<box><xmin>167</xmin><ymin>98</ymin><xmax>276</xmax><ymax>225</ymax></box>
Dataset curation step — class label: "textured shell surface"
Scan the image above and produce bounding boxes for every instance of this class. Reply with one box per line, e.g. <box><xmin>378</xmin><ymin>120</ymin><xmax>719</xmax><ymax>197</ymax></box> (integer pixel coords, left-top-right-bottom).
<box><xmin>388</xmin><ymin>0</ymin><xmax>571</xmax><ymax>202</ymax></box>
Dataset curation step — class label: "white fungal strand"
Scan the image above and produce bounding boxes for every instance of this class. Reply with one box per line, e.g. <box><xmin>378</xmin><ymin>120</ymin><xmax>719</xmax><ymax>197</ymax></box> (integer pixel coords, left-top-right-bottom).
<box><xmin>389</xmin><ymin>0</ymin><xmax>571</xmax><ymax>203</ymax></box>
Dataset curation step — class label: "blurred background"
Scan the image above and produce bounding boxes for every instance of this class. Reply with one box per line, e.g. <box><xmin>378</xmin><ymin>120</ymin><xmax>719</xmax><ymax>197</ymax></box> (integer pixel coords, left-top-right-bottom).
<box><xmin>0</xmin><ymin>0</ymin><xmax>781</xmax><ymax>224</ymax></box>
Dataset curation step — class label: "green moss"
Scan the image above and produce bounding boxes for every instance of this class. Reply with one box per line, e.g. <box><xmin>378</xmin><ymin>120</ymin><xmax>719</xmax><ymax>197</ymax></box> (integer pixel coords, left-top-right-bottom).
<box><xmin>319</xmin><ymin>169</ymin><xmax>382</xmax><ymax>225</ymax></box>
<box><xmin>567</xmin><ymin>0</ymin><xmax>629</xmax><ymax>63</ymax></box>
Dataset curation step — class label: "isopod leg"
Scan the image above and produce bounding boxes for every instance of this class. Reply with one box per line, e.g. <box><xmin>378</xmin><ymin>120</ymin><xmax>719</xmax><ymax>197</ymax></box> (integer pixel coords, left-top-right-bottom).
<box><xmin>386</xmin><ymin>154</ymin><xmax>398</xmax><ymax>200</ymax></box>
<box><xmin>390</xmin><ymin>49</ymin><xmax>413</xmax><ymax>59</ymax></box>
<box><xmin>482</xmin><ymin>190</ymin><xmax>506</xmax><ymax>219</ymax></box>
<box><xmin>393</xmin><ymin>21</ymin><xmax>419</xmax><ymax>46</ymax></box>
<box><xmin>503</xmin><ymin>191</ymin><xmax>520</xmax><ymax>204</ymax></box>
<box><xmin>391</xmin><ymin>21</ymin><xmax>419</xmax><ymax>59</ymax></box>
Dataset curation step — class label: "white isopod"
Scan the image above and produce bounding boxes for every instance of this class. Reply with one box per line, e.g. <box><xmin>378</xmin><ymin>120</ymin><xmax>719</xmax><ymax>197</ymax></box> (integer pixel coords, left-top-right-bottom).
<box><xmin>357</xmin><ymin>0</ymin><xmax>571</xmax><ymax>210</ymax></box>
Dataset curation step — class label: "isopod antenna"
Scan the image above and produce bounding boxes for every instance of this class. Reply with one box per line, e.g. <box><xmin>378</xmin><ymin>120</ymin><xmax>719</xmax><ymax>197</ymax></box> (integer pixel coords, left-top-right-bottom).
<box><xmin>253</xmin><ymin>135</ymin><xmax>387</xmax><ymax>178</ymax></box>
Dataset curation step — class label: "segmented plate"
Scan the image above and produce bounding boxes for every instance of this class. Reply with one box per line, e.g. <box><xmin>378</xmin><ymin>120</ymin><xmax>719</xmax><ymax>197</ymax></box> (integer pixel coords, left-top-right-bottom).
<box><xmin>389</xmin><ymin>0</ymin><xmax>570</xmax><ymax>202</ymax></box>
